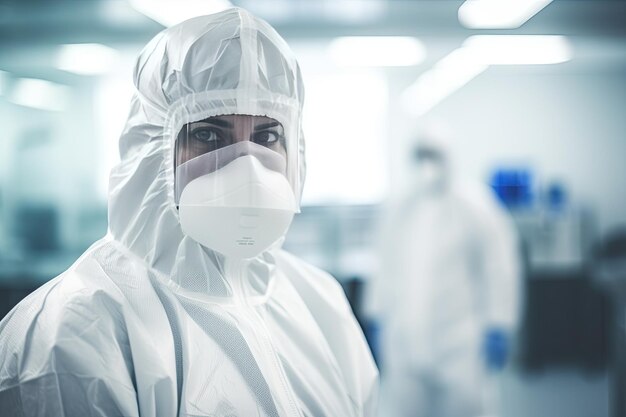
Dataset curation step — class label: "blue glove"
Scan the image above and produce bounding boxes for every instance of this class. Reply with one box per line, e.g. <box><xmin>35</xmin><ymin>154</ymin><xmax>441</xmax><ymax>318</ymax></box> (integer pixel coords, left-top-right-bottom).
<box><xmin>483</xmin><ymin>327</ymin><xmax>509</xmax><ymax>371</ymax></box>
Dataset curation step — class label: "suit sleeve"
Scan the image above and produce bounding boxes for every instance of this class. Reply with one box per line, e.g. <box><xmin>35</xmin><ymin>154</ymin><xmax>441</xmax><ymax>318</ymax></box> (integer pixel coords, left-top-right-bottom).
<box><xmin>475</xmin><ymin>191</ymin><xmax>523</xmax><ymax>332</ymax></box>
<box><xmin>0</xmin><ymin>288</ymin><xmax>140</xmax><ymax>417</ymax></box>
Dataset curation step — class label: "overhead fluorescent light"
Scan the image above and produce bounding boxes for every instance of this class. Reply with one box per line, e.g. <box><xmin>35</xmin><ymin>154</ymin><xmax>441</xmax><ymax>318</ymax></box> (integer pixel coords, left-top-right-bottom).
<box><xmin>402</xmin><ymin>47</ymin><xmax>487</xmax><ymax>116</ymax></box>
<box><xmin>130</xmin><ymin>0</ymin><xmax>233</xmax><ymax>27</ymax></box>
<box><xmin>323</xmin><ymin>0</ymin><xmax>386</xmax><ymax>24</ymax></box>
<box><xmin>239</xmin><ymin>0</ymin><xmax>385</xmax><ymax>24</ymax></box>
<box><xmin>459</xmin><ymin>0</ymin><xmax>553</xmax><ymax>29</ymax></box>
<box><xmin>56</xmin><ymin>44</ymin><xmax>120</xmax><ymax>76</ymax></box>
<box><xmin>464</xmin><ymin>35</ymin><xmax>573</xmax><ymax>65</ymax></box>
<box><xmin>9</xmin><ymin>78</ymin><xmax>69</xmax><ymax>112</ymax></box>
<box><xmin>402</xmin><ymin>35</ymin><xmax>571</xmax><ymax>116</ymax></box>
<box><xmin>329</xmin><ymin>36</ymin><xmax>426</xmax><ymax>67</ymax></box>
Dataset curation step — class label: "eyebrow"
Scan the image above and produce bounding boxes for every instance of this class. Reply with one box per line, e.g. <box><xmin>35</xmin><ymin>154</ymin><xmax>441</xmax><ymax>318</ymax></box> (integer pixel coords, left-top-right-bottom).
<box><xmin>197</xmin><ymin>118</ymin><xmax>234</xmax><ymax>128</ymax></box>
<box><xmin>254</xmin><ymin>121</ymin><xmax>281</xmax><ymax>130</ymax></box>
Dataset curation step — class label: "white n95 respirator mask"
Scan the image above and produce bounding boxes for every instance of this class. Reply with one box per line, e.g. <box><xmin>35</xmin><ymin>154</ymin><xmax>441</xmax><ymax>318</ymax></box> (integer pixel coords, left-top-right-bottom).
<box><xmin>178</xmin><ymin>154</ymin><xmax>297</xmax><ymax>259</ymax></box>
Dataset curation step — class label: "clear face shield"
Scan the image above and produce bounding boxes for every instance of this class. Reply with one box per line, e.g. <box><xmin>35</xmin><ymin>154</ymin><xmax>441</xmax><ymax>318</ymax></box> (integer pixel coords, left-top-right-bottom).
<box><xmin>173</xmin><ymin>114</ymin><xmax>299</xmax><ymax>258</ymax></box>
<box><xmin>174</xmin><ymin>114</ymin><xmax>299</xmax><ymax>208</ymax></box>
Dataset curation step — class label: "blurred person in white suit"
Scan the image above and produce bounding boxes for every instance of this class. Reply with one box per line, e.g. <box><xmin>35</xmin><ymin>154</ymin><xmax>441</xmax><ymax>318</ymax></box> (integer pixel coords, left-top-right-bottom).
<box><xmin>368</xmin><ymin>126</ymin><xmax>522</xmax><ymax>417</ymax></box>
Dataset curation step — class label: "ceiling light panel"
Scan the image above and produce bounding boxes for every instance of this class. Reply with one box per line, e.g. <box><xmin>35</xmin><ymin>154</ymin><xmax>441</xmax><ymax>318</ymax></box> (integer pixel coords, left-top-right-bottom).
<box><xmin>459</xmin><ymin>0</ymin><xmax>553</xmax><ymax>29</ymax></box>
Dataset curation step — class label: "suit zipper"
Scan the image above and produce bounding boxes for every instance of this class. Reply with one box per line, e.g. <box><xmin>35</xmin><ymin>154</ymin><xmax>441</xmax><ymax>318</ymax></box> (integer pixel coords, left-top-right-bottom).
<box><xmin>226</xmin><ymin>260</ymin><xmax>303</xmax><ymax>417</ymax></box>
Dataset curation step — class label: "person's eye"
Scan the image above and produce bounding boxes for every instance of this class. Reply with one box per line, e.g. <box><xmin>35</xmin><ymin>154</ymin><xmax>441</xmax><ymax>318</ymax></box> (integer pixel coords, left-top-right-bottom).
<box><xmin>252</xmin><ymin>130</ymin><xmax>282</xmax><ymax>146</ymax></box>
<box><xmin>190</xmin><ymin>127</ymin><xmax>222</xmax><ymax>143</ymax></box>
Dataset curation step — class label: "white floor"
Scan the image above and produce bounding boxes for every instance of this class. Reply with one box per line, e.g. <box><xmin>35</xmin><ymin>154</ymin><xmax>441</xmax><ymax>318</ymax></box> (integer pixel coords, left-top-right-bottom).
<box><xmin>377</xmin><ymin>368</ymin><xmax>609</xmax><ymax>417</ymax></box>
<box><xmin>500</xmin><ymin>369</ymin><xmax>609</xmax><ymax>417</ymax></box>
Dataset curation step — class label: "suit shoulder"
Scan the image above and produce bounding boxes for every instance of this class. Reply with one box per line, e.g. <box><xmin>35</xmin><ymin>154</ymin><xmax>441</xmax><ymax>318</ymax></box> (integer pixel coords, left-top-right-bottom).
<box><xmin>276</xmin><ymin>250</ymin><xmax>344</xmax><ymax>291</ymax></box>
<box><xmin>275</xmin><ymin>250</ymin><xmax>352</xmax><ymax>314</ymax></box>
<box><xmin>0</xmin><ymin>252</ymin><xmax>130</xmax><ymax>384</ymax></box>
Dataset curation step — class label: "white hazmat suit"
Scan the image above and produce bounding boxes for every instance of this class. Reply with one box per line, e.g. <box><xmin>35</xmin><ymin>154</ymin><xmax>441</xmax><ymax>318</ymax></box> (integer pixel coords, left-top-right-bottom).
<box><xmin>0</xmin><ymin>9</ymin><xmax>378</xmax><ymax>417</ymax></box>
<box><xmin>371</xmin><ymin>135</ymin><xmax>521</xmax><ymax>417</ymax></box>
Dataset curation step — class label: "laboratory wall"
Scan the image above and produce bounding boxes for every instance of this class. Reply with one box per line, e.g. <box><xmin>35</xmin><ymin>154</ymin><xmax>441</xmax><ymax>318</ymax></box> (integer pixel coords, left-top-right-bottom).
<box><xmin>422</xmin><ymin>67</ymin><xmax>626</xmax><ymax>235</ymax></box>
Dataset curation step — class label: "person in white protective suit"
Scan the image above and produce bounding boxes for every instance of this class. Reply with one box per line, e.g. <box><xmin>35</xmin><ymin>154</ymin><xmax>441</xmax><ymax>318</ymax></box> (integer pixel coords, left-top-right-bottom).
<box><xmin>0</xmin><ymin>8</ymin><xmax>378</xmax><ymax>417</ymax></box>
<box><xmin>369</xmin><ymin>130</ymin><xmax>521</xmax><ymax>417</ymax></box>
